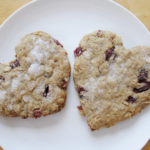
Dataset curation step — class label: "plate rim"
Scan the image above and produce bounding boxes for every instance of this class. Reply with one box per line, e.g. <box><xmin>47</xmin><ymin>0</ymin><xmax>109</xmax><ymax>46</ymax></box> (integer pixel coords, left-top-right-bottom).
<box><xmin>0</xmin><ymin>0</ymin><xmax>150</xmax><ymax>150</ymax></box>
<box><xmin>0</xmin><ymin>0</ymin><xmax>150</xmax><ymax>35</ymax></box>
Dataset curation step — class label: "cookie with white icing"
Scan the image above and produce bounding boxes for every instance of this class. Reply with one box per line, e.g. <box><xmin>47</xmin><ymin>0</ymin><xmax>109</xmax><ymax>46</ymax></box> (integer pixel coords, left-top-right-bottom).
<box><xmin>73</xmin><ymin>30</ymin><xmax>150</xmax><ymax>130</ymax></box>
<box><xmin>0</xmin><ymin>31</ymin><xmax>71</xmax><ymax>119</ymax></box>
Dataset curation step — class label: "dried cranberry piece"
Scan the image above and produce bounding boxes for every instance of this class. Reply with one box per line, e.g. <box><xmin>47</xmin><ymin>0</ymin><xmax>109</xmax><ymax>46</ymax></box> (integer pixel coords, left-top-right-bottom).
<box><xmin>78</xmin><ymin>87</ymin><xmax>86</xmax><ymax>93</ymax></box>
<box><xmin>0</xmin><ymin>76</ymin><xmax>5</xmax><ymax>81</ymax></box>
<box><xmin>88</xmin><ymin>124</ymin><xmax>96</xmax><ymax>131</ymax></box>
<box><xmin>78</xmin><ymin>87</ymin><xmax>87</xmax><ymax>98</ymax></box>
<box><xmin>138</xmin><ymin>71</ymin><xmax>148</xmax><ymax>83</ymax></box>
<box><xmin>61</xmin><ymin>78</ymin><xmax>68</xmax><ymax>90</ymax></box>
<box><xmin>74</xmin><ymin>47</ymin><xmax>83</xmax><ymax>57</ymax></box>
<box><xmin>10</xmin><ymin>59</ymin><xmax>20</xmax><ymax>69</ymax></box>
<box><xmin>106</xmin><ymin>47</ymin><xmax>115</xmax><ymax>61</ymax></box>
<box><xmin>43</xmin><ymin>85</ymin><xmax>49</xmax><ymax>97</ymax></box>
<box><xmin>34</xmin><ymin>110</ymin><xmax>42</xmax><ymax>118</ymax></box>
<box><xmin>126</xmin><ymin>96</ymin><xmax>137</xmax><ymax>103</ymax></box>
<box><xmin>77</xmin><ymin>105</ymin><xmax>83</xmax><ymax>110</ymax></box>
<box><xmin>133</xmin><ymin>69</ymin><xmax>150</xmax><ymax>93</ymax></box>
<box><xmin>53</xmin><ymin>39</ymin><xmax>63</xmax><ymax>48</ymax></box>
<box><xmin>133</xmin><ymin>85</ymin><xmax>150</xmax><ymax>93</ymax></box>
<box><xmin>97</xmin><ymin>30</ymin><xmax>102</xmax><ymax>36</ymax></box>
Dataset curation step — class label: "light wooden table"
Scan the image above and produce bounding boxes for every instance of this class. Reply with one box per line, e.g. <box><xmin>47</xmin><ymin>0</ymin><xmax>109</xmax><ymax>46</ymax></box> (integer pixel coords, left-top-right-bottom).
<box><xmin>0</xmin><ymin>0</ymin><xmax>150</xmax><ymax>150</ymax></box>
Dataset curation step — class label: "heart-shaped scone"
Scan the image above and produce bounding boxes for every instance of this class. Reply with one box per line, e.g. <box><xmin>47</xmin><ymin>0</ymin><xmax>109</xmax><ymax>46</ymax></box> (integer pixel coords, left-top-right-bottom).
<box><xmin>0</xmin><ymin>31</ymin><xmax>71</xmax><ymax>119</ymax></box>
<box><xmin>73</xmin><ymin>30</ymin><xmax>150</xmax><ymax>130</ymax></box>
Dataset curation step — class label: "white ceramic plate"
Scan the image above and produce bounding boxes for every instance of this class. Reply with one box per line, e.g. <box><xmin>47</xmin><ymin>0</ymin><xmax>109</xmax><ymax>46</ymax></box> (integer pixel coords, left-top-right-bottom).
<box><xmin>0</xmin><ymin>0</ymin><xmax>150</xmax><ymax>150</ymax></box>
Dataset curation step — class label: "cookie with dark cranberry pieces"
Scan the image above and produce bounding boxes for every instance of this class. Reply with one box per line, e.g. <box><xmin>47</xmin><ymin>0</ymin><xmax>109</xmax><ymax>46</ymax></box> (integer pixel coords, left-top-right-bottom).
<box><xmin>73</xmin><ymin>30</ymin><xmax>150</xmax><ymax>130</ymax></box>
<box><xmin>0</xmin><ymin>31</ymin><xmax>71</xmax><ymax>119</ymax></box>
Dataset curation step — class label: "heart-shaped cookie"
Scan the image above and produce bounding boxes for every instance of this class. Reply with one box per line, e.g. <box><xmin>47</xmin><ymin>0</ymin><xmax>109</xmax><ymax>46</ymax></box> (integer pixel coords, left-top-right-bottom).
<box><xmin>0</xmin><ymin>31</ymin><xmax>71</xmax><ymax>119</ymax></box>
<box><xmin>73</xmin><ymin>30</ymin><xmax>150</xmax><ymax>130</ymax></box>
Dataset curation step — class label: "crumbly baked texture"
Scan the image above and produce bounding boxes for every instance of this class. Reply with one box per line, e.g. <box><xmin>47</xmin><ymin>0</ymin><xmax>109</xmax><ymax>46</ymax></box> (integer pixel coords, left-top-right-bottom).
<box><xmin>73</xmin><ymin>30</ymin><xmax>150</xmax><ymax>130</ymax></box>
<box><xmin>0</xmin><ymin>31</ymin><xmax>71</xmax><ymax>119</ymax></box>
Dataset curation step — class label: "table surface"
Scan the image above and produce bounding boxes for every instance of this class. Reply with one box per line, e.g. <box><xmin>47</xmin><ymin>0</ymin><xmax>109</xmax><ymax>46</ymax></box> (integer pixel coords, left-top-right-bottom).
<box><xmin>0</xmin><ymin>0</ymin><xmax>150</xmax><ymax>150</ymax></box>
